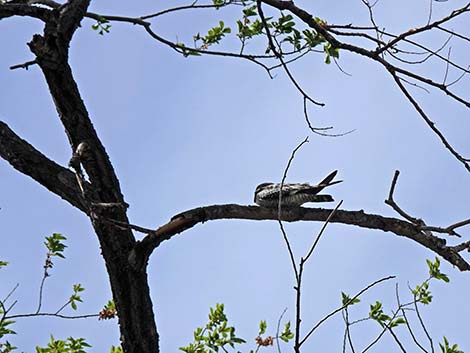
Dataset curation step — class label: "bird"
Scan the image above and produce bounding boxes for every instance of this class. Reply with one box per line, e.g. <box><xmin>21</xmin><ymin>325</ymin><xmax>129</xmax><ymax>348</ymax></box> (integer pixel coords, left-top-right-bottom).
<box><xmin>254</xmin><ymin>170</ymin><xmax>341</xmax><ymax>208</ymax></box>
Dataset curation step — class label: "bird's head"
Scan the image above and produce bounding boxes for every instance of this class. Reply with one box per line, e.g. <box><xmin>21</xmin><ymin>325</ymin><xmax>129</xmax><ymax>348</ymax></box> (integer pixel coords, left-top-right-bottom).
<box><xmin>254</xmin><ymin>182</ymin><xmax>273</xmax><ymax>202</ymax></box>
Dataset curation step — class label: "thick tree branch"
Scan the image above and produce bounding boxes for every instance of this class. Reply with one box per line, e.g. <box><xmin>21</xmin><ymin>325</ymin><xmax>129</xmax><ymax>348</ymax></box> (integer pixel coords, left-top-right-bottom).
<box><xmin>0</xmin><ymin>120</ymin><xmax>87</xmax><ymax>212</ymax></box>
<box><xmin>0</xmin><ymin>3</ymin><xmax>50</xmax><ymax>21</ymax></box>
<box><xmin>132</xmin><ymin>204</ymin><xmax>470</xmax><ymax>271</ymax></box>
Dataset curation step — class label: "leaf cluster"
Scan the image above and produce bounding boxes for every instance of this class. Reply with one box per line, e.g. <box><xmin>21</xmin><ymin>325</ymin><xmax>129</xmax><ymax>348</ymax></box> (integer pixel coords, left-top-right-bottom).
<box><xmin>91</xmin><ymin>18</ymin><xmax>112</xmax><ymax>36</ymax></box>
<box><xmin>440</xmin><ymin>336</ymin><xmax>464</xmax><ymax>353</ymax></box>
<box><xmin>368</xmin><ymin>301</ymin><xmax>406</xmax><ymax>328</ymax></box>
<box><xmin>69</xmin><ymin>284</ymin><xmax>85</xmax><ymax>311</ymax></box>
<box><xmin>35</xmin><ymin>336</ymin><xmax>91</xmax><ymax>353</ymax></box>
<box><xmin>179</xmin><ymin>303</ymin><xmax>245</xmax><ymax>353</ymax></box>
<box><xmin>413</xmin><ymin>257</ymin><xmax>451</xmax><ymax>305</ymax></box>
<box><xmin>44</xmin><ymin>233</ymin><xmax>67</xmax><ymax>259</ymax></box>
<box><xmin>194</xmin><ymin>21</ymin><xmax>231</xmax><ymax>49</ymax></box>
<box><xmin>185</xmin><ymin>3</ymin><xmax>339</xmax><ymax>63</ymax></box>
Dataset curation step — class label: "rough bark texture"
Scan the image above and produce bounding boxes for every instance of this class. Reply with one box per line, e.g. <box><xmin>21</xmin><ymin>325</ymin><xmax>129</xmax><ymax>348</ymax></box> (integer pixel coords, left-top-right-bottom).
<box><xmin>0</xmin><ymin>1</ymin><xmax>160</xmax><ymax>351</ymax></box>
<box><xmin>135</xmin><ymin>204</ymin><xmax>470</xmax><ymax>272</ymax></box>
<box><xmin>0</xmin><ymin>121</ymin><xmax>87</xmax><ymax>212</ymax></box>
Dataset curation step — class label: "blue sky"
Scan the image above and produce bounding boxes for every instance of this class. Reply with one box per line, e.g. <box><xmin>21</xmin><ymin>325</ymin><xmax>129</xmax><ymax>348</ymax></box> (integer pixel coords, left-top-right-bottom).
<box><xmin>1</xmin><ymin>0</ymin><xmax>469</xmax><ymax>352</ymax></box>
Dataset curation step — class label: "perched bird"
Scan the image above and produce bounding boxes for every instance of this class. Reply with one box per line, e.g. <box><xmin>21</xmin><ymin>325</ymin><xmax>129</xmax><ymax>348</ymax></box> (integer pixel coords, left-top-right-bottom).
<box><xmin>254</xmin><ymin>170</ymin><xmax>342</xmax><ymax>208</ymax></box>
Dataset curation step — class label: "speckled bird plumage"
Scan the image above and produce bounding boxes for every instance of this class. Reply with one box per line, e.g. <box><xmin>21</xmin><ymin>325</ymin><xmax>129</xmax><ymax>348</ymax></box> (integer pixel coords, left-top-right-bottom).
<box><xmin>254</xmin><ymin>170</ymin><xmax>341</xmax><ymax>208</ymax></box>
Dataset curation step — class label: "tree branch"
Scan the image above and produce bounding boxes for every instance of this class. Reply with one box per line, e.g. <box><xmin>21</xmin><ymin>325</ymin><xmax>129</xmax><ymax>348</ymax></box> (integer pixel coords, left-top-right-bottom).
<box><xmin>131</xmin><ymin>204</ymin><xmax>470</xmax><ymax>271</ymax></box>
<box><xmin>0</xmin><ymin>3</ymin><xmax>50</xmax><ymax>21</ymax></box>
<box><xmin>0</xmin><ymin>120</ymin><xmax>88</xmax><ymax>212</ymax></box>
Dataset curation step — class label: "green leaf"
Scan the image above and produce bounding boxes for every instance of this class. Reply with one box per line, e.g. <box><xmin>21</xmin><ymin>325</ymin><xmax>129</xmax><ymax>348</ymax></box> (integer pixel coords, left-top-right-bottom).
<box><xmin>212</xmin><ymin>0</ymin><xmax>225</xmax><ymax>9</ymax></box>
<box><xmin>0</xmin><ymin>318</ymin><xmax>17</xmax><ymax>337</ymax></box>
<box><xmin>180</xmin><ymin>304</ymin><xmax>245</xmax><ymax>352</ymax></box>
<box><xmin>0</xmin><ymin>341</ymin><xmax>17</xmax><ymax>352</ymax></box>
<box><xmin>44</xmin><ymin>233</ymin><xmax>67</xmax><ymax>258</ymax></box>
<box><xmin>73</xmin><ymin>283</ymin><xmax>85</xmax><ymax>293</ymax></box>
<box><xmin>259</xmin><ymin>320</ymin><xmax>267</xmax><ymax>335</ymax></box>
<box><xmin>341</xmin><ymin>292</ymin><xmax>360</xmax><ymax>306</ymax></box>
<box><xmin>439</xmin><ymin>336</ymin><xmax>463</xmax><ymax>353</ymax></box>
<box><xmin>110</xmin><ymin>346</ymin><xmax>123</xmax><ymax>353</ymax></box>
<box><xmin>280</xmin><ymin>321</ymin><xmax>294</xmax><ymax>342</ymax></box>
<box><xmin>390</xmin><ymin>317</ymin><xmax>406</xmax><ymax>327</ymax></box>
<box><xmin>242</xmin><ymin>5</ymin><xmax>257</xmax><ymax>17</ymax></box>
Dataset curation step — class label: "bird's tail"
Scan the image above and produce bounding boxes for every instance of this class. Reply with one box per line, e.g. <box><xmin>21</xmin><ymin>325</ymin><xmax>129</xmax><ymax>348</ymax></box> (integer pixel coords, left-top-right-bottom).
<box><xmin>309</xmin><ymin>194</ymin><xmax>334</xmax><ymax>202</ymax></box>
<box><xmin>318</xmin><ymin>170</ymin><xmax>342</xmax><ymax>189</ymax></box>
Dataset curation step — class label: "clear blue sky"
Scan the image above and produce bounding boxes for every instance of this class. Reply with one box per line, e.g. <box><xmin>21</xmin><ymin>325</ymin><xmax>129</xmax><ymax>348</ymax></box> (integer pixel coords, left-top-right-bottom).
<box><xmin>1</xmin><ymin>0</ymin><xmax>469</xmax><ymax>351</ymax></box>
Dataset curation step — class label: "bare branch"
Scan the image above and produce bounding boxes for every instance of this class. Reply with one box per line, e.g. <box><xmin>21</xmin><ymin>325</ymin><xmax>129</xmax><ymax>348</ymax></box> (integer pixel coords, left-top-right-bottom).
<box><xmin>9</xmin><ymin>59</ymin><xmax>38</xmax><ymax>70</ymax></box>
<box><xmin>276</xmin><ymin>137</ymin><xmax>309</xmax><ymax>282</ymax></box>
<box><xmin>141</xmin><ymin>1</ymin><xmax>234</xmax><ymax>20</ymax></box>
<box><xmin>7</xmin><ymin>312</ymin><xmax>99</xmax><ymax>320</ymax></box>
<box><xmin>451</xmin><ymin>240</ymin><xmax>470</xmax><ymax>253</ymax></box>
<box><xmin>375</xmin><ymin>3</ymin><xmax>470</xmax><ymax>55</ymax></box>
<box><xmin>413</xmin><ymin>292</ymin><xmax>435</xmax><ymax>352</ymax></box>
<box><xmin>0</xmin><ymin>121</ymin><xmax>88</xmax><ymax>212</ymax></box>
<box><xmin>397</xmin><ymin>285</ymin><xmax>430</xmax><ymax>353</ymax></box>
<box><xmin>0</xmin><ymin>2</ymin><xmax>50</xmax><ymax>21</ymax></box>
<box><xmin>386</xmin><ymin>170</ymin><xmax>469</xmax><ymax>237</ymax></box>
<box><xmin>390</xmin><ymin>74</ymin><xmax>470</xmax><ymax>172</ymax></box>
<box><xmin>385</xmin><ymin>170</ymin><xmax>421</xmax><ymax>224</ymax></box>
<box><xmin>130</xmin><ymin>203</ymin><xmax>470</xmax><ymax>271</ymax></box>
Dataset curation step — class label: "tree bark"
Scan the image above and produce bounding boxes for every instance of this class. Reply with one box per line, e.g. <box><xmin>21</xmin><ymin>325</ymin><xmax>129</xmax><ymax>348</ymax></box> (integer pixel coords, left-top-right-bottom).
<box><xmin>0</xmin><ymin>1</ymin><xmax>160</xmax><ymax>351</ymax></box>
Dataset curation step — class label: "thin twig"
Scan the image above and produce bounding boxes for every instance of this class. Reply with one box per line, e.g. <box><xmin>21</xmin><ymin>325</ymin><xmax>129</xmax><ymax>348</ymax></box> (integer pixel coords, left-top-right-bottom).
<box><xmin>413</xmin><ymin>292</ymin><xmax>435</xmax><ymax>352</ymax></box>
<box><xmin>54</xmin><ymin>300</ymin><xmax>72</xmax><ymax>315</ymax></box>
<box><xmin>396</xmin><ymin>283</ymin><xmax>429</xmax><ymax>353</ymax></box>
<box><xmin>140</xmin><ymin>1</ymin><xmax>233</xmax><ymax>20</ymax></box>
<box><xmin>275</xmin><ymin>308</ymin><xmax>288</xmax><ymax>353</ymax></box>
<box><xmin>35</xmin><ymin>272</ymin><xmax>48</xmax><ymax>314</ymax></box>
<box><xmin>387</xmin><ymin>326</ymin><xmax>407</xmax><ymax>353</ymax></box>
<box><xmin>385</xmin><ymin>170</ymin><xmax>420</xmax><ymax>223</ymax></box>
<box><xmin>277</xmin><ymin>137</ymin><xmax>309</xmax><ymax>282</ymax></box>
<box><xmin>302</xmin><ymin>98</ymin><xmax>355</xmax><ymax>137</ymax></box>
<box><xmin>9</xmin><ymin>59</ymin><xmax>37</xmax><ymax>70</ymax></box>
<box><xmin>303</xmin><ymin>200</ymin><xmax>343</xmax><ymax>262</ymax></box>
<box><xmin>7</xmin><ymin>312</ymin><xmax>99</xmax><ymax>320</ymax></box>
<box><xmin>343</xmin><ymin>308</ymin><xmax>357</xmax><ymax>353</ymax></box>
<box><xmin>2</xmin><ymin>283</ymin><xmax>19</xmax><ymax>304</ymax></box>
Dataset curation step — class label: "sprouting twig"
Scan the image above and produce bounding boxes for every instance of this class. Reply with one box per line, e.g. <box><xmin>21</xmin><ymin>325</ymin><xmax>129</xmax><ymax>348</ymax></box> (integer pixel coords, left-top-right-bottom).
<box><xmin>413</xmin><ymin>292</ymin><xmax>435</xmax><ymax>352</ymax></box>
<box><xmin>396</xmin><ymin>283</ymin><xmax>429</xmax><ymax>353</ymax></box>
<box><xmin>300</xmin><ymin>275</ymin><xmax>395</xmax><ymax>347</ymax></box>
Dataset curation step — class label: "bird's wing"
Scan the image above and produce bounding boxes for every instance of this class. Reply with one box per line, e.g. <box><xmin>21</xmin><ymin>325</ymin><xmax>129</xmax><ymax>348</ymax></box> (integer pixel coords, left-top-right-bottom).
<box><xmin>257</xmin><ymin>184</ymin><xmax>304</xmax><ymax>200</ymax></box>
